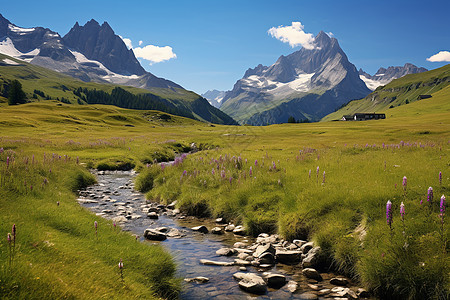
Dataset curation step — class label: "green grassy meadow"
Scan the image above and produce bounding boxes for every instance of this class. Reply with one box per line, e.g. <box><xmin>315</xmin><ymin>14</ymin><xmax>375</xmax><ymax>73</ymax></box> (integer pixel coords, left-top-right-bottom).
<box><xmin>0</xmin><ymin>82</ymin><xmax>448</xmax><ymax>298</ymax></box>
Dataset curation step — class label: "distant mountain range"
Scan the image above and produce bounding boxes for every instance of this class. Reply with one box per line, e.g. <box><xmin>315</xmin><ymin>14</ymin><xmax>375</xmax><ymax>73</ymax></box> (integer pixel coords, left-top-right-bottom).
<box><xmin>359</xmin><ymin>63</ymin><xmax>428</xmax><ymax>91</ymax></box>
<box><xmin>0</xmin><ymin>13</ymin><xmax>237</xmax><ymax>125</ymax></box>
<box><xmin>220</xmin><ymin>31</ymin><xmax>371</xmax><ymax>124</ymax></box>
<box><xmin>201</xmin><ymin>89</ymin><xmax>226</xmax><ymax>108</ymax></box>
<box><xmin>0</xmin><ymin>12</ymin><xmax>432</xmax><ymax>126</ymax></box>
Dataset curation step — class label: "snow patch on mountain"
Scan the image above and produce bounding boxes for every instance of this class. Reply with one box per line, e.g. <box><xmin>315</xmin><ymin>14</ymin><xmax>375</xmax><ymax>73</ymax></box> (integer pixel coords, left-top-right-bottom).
<box><xmin>69</xmin><ymin>50</ymin><xmax>141</xmax><ymax>82</ymax></box>
<box><xmin>0</xmin><ymin>37</ymin><xmax>40</xmax><ymax>61</ymax></box>
<box><xmin>359</xmin><ymin>75</ymin><xmax>390</xmax><ymax>91</ymax></box>
<box><xmin>8</xmin><ymin>24</ymin><xmax>35</xmax><ymax>34</ymax></box>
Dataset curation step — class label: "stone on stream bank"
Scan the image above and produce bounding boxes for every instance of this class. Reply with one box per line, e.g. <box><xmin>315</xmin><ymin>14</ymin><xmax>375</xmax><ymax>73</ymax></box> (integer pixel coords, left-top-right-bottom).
<box><xmin>216</xmin><ymin>248</ymin><xmax>236</xmax><ymax>256</ymax></box>
<box><xmin>302</xmin><ymin>268</ymin><xmax>323</xmax><ymax>281</ymax></box>
<box><xmin>275</xmin><ymin>249</ymin><xmax>302</xmax><ymax>264</ymax></box>
<box><xmin>184</xmin><ymin>276</ymin><xmax>209</xmax><ymax>283</ymax></box>
<box><xmin>211</xmin><ymin>227</ymin><xmax>224</xmax><ymax>235</ymax></box>
<box><xmin>224</xmin><ymin>224</ymin><xmax>235</xmax><ymax>232</ymax></box>
<box><xmin>232</xmin><ymin>225</ymin><xmax>246</xmax><ymax>235</ymax></box>
<box><xmin>192</xmin><ymin>225</ymin><xmax>208</xmax><ymax>234</ymax></box>
<box><xmin>200</xmin><ymin>259</ymin><xmax>234</xmax><ymax>266</ymax></box>
<box><xmin>147</xmin><ymin>212</ymin><xmax>159</xmax><ymax>219</ymax></box>
<box><xmin>262</xmin><ymin>272</ymin><xmax>287</xmax><ymax>288</ymax></box>
<box><xmin>330</xmin><ymin>277</ymin><xmax>349</xmax><ymax>286</ymax></box>
<box><xmin>233</xmin><ymin>272</ymin><xmax>267</xmax><ymax>295</ymax></box>
<box><xmin>143</xmin><ymin>228</ymin><xmax>166</xmax><ymax>241</ymax></box>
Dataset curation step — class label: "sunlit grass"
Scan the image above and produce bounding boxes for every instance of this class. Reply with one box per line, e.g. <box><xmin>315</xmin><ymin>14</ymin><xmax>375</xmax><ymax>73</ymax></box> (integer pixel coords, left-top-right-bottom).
<box><xmin>0</xmin><ymin>86</ymin><xmax>448</xmax><ymax>299</ymax></box>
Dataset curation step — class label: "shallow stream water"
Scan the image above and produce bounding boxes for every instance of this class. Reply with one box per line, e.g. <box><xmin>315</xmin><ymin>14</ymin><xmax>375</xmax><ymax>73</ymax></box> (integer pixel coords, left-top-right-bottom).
<box><xmin>78</xmin><ymin>170</ymin><xmax>369</xmax><ymax>299</ymax></box>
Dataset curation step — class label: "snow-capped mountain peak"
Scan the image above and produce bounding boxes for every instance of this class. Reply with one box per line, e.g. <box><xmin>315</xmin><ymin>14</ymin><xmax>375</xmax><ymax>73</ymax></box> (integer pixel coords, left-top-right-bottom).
<box><xmin>359</xmin><ymin>63</ymin><xmax>428</xmax><ymax>90</ymax></box>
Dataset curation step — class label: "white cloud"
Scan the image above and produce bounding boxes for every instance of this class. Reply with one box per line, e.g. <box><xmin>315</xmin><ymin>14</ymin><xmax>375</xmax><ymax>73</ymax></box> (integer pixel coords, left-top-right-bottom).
<box><xmin>119</xmin><ymin>35</ymin><xmax>133</xmax><ymax>50</ymax></box>
<box><xmin>133</xmin><ymin>45</ymin><xmax>177</xmax><ymax>64</ymax></box>
<box><xmin>119</xmin><ymin>36</ymin><xmax>177</xmax><ymax>64</ymax></box>
<box><xmin>426</xmin><ymin>51</ymin><xmax>450</xmax><ymax>62</ymax></box>
<box><xmin>268</xmin><ymin>21</ymin><xmax>316</xmax><ymax>49</ymax></box>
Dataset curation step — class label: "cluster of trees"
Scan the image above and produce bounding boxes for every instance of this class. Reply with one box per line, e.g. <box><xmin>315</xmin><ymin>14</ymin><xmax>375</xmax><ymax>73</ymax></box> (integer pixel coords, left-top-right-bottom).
<box><xmin>32</xmin><ymin>89</ymin><xmax>51</xmax><ymax>100</ymax></box>
<box><xmin>75</xmin><ymin>87</ymin><xmax>195</xmax><ymax>119</ymax></box>
<box><xmin>287</xmin><ymin>116</ymin><xmax>310</xmax><ymax>123</ymax></box>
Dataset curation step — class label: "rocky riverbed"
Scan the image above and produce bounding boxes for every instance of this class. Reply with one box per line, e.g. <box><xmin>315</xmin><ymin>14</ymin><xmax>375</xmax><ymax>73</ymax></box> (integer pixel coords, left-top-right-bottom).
<box><xmin>78</xmin><ymin>170</ymin><xmax>372</xmax><ymax>299</ymax></box>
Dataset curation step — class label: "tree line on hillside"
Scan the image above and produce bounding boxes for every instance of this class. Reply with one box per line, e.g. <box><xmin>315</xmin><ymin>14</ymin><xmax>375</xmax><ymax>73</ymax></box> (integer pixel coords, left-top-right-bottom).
<box><xmin>287</xmin><ymin>116</ymin><xmax>310</xmax><ymax>123</ymax></box>
<box><xmin>74</xmin><ymin>87</ymin><xmax>195</xmax><ymax>119</ymax></box>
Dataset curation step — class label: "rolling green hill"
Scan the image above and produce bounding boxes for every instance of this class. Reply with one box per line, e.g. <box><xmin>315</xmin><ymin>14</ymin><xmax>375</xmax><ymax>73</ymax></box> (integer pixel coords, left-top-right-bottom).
<box><xmin>322</xmin><ymin>64</ymin><xmax>450</xmax><ymax>121</ymax></box>
<box><xmin>0</xmin><ymin>54</ymin><xmax>237</xmax><ymax>125</ymax></box>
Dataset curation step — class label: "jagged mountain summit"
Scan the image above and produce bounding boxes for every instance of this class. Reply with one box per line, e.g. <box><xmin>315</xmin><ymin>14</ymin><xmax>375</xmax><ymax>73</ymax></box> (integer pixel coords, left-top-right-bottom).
<box><xmin>201</xmin><ymin>89</ymin><xmax>226</xmax><ymax>108</ymax></box>
<box><xmin>0</xmin><ymin>13</ymin><xmax>181</xmax><ymax>90</ymax></box>
<box><xmin>220</xmin><ymin>31</ymin><xmax>371</xmax><ymax>125</ymax></box>
<box><xmin>63</xmin><ymin>20</ymin><xmax>145</xmax><ymax>76</ymax></box>
<box><xmin>359</xmin><ymin>63</ymin><xmax>428</xmax><ymax>90</ymax></box>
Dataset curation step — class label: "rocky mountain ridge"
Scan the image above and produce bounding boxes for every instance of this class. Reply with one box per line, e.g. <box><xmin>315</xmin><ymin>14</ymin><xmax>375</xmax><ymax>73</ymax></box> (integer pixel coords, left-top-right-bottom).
<box><xmin>220</xmin><ymin>31</ymin><xmax>371</xmax><ymax>124</ymax></box>
<box><xmin>359</xmin><ymin>63</ymin><xmax>428</xmax><ymax>91</ymax></box>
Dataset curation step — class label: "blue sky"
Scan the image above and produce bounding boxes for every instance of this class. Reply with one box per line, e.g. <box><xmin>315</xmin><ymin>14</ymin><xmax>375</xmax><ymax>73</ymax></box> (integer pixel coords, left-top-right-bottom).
<box><xmin>2</xmin><ymin>0</ymin><xmax>449</xmax><ymax>94</ymax></box>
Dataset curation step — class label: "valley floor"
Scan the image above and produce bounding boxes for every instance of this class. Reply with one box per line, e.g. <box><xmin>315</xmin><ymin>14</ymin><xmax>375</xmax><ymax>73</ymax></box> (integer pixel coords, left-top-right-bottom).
<box><xmin>0</xmin><ymin>89</ymin><xmax>449</xmax><ymax>299</ymax></box>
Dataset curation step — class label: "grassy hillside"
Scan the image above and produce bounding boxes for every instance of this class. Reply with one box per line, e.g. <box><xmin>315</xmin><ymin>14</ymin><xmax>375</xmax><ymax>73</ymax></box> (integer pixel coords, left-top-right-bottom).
<box><xmin>0</xmin><ymin>79</ymin><xmax>448</xmax><ymax>299</ymax></box>
<box><xmin>0</xmin><ymin>54</ymin><xmax>237</xmax><ymax>125</ymax></box>
<box><xmin>322</xmin><ymin>64</ymin><xmax>450</xmax><ymax>121</ymax></box>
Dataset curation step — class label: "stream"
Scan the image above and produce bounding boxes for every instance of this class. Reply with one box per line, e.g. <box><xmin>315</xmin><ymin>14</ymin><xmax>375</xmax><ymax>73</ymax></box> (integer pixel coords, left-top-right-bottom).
<box><xmin>78</xmin><ymin>170</ymin><xmax>370</xmax><ymax>299</ymax></box>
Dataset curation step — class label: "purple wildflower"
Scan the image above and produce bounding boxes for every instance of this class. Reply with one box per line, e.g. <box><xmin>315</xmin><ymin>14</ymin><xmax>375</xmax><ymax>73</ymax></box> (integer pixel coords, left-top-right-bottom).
<box><xmin>309</xmin><ymin>169</ymin><xmax>311</xmax><ymax>179</ymax></box>
<box><xmin>255</xmin><ymin>160</ymin><xmax>258</xmax><ymax>166</ymax></box>
<box><xmin>386</xmin><ymin>200</ymin><xmax>393</xmax><ymax>228</ymax></box>
<box><xmin>249</xmin><ymin>166</ymin><xmax>252</xmax><ymax>177</ymax></box>
<box><xmin>402</xmin><ymin>176</ymin><xmax>407</xmax><ymax>191</ymax></box>
<box><xmin>272</xmin><ymin>161</ymin><xmax>276</xmax><ymax>170</ymax></box>
<box><xmin>427</xmin><ymin>187</ymin><xmax>434</xmax><ymax>204</ymax></box>
<box><xmin>183</xmin><ymin>170</ymin><xmax>187</xmax><ymax>176</ymax></box>
<box><xmin>7</xmin><ymin>233</ymin><xmax>11</xmax><ymax>244</ymax></box>
<box><xmin>439</xmin><ymin>171</ymin><xmax>442</xmax><ymax>185</ymax></box>
<box><xmin>94</xmin><ymin>221</ymin><xmax>98</xmax><ymax>229</ymax></box>
<box><xmin>400</xmin><ymin>202</ymin><xmax>405</xmax><ymax>221</ymax></box>
<box><xmin>211</xmin><ymin>168</ymin><xmax>215</xmax><ymax>175</ymax></box>
<box><xmin>0</xmin><ymin>147</ymin><xmax>3</xmax><ymax>153</ymax></box>
<box><xmin>6</xmin><ymin>156</ymin><xmax>9</xmax><ymax>168</ymax></box>
<box><xmin>440</xmin><ymin>195</ymin><xmax>446</xmax><ymax>214</ymax></box>
<box><xmin>229</xmin><ymin>177</ymin><xmax>232</xmax><ymax>184</ymax></box>
<box><xmin>113</xmin><ymin>221</ymin><xmax>117</xmax><ymax>229</ymax></box>
<box><xmin>12</xmin><ymin>224</ymin><xmax>16</xmax><ymax>241</ymax></box>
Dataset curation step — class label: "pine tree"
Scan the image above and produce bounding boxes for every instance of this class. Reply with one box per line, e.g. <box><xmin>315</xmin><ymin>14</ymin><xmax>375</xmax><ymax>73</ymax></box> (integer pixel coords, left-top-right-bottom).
<box><xmin>287</xmin><ymin>116</ymin><xmax>296</xmax><ymax>123</ymax></box>
<box><xmin>8</xmin><ymin>80</ymin><xmax>26</xmax><ymax>105</ymax></box>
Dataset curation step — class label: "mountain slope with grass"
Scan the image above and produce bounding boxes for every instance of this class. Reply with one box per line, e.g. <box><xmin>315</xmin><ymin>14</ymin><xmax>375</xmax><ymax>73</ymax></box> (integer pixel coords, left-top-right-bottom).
<box><xmin>322</xmin><ymin>64</ymin><xmax>450</xmax><ymax>121</ymax></box>
<box><xmin>0</xmin><ymin>53</ymin><xmax>237</xmax><ymax>124</ymax></box>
